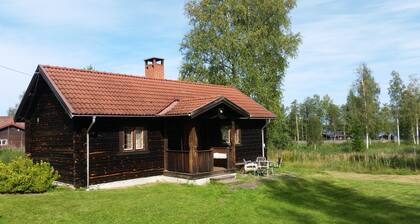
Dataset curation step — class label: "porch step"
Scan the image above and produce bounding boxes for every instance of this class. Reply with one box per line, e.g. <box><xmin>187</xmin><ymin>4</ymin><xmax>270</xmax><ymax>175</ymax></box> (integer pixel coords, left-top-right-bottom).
<box><xmin>210</xmin><ymin>173</ymin><xmax>237</xmax><ymax>184</ymax></box>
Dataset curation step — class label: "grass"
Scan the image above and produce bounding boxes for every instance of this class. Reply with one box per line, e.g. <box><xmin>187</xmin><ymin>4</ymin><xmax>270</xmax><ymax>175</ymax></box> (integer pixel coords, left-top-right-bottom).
<box><xmin>0</xmin><ymin>148</ymin><xmax>25</xmax><ymax>163</ymax></box>
<box><xmin>1</xmin><ymin>168</ymin><xmax>420</xmax><ymax>224</ymax></box>
<box><xmin>269</xmin><ymin>142</ymin><xmax>420</xmax><ymax>175</ymax></box>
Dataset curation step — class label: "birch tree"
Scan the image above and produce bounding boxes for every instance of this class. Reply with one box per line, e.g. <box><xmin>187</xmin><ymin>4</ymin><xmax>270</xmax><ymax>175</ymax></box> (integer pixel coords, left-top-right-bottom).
<box><xmin>352</xmin><ymin>64</ymin><xmax>380</xmax><ymax>150</ymax></box>
<box><xmin>401</xmin><ymin>75</ymin><xmax>419</xmax><ymax>145</ymax></box>
<box><xmin>180</xmin><ymin>0</ymin><xmax>301</xmax><ymax>149</ymax></box>
<box><xmin>388</xmin><ymin>71</ymin><xmax>404</xmax><ymax>146</ymax></box>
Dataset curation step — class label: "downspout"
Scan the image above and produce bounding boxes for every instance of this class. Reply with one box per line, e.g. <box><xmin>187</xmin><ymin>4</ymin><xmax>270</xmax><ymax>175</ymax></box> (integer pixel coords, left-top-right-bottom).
<box><xmin>261</xmin><ymin>119</ymin><xmax>271</xmax><ymax>158</ymax></box>
<box><xmin>86</xmin><ymin>116</ymin><xmax>96</xmax><ymax>190</ymax></box>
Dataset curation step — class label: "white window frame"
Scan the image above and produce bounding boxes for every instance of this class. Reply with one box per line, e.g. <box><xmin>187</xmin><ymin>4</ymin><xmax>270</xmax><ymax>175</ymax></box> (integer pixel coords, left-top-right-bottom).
<box><xmin>0</xmin><ymin>139</ymin><xmax>8</xmax><ymax>146</ymax></box>
<box><xmin>123</xmin><ymin>127</ymin><xmax>145</xmax><ymax>151</ymax></box>
<box><xmin>123</xmin><ymin>128</ymin><xmax>133</xmax><ymax>151</ymax></box>
<box><xmin>135</xmin><ymin>127</ymin><xmax>145</xmax><ymax>150</ymax></box>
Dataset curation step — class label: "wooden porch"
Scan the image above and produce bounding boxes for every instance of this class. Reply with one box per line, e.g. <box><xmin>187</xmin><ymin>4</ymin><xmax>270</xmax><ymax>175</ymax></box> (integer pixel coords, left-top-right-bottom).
<box><xmin>163</xmin><ymin>118</ymin><xmax>239</xmax><ymax>179</ymax></box>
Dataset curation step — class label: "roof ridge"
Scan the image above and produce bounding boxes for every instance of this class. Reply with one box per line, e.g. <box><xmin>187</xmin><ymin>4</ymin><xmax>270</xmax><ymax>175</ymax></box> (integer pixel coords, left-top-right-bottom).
<box><xmin>39</xmin><ymin>64</ymin><xmax>237</xmax><ymax>89</ymax></box>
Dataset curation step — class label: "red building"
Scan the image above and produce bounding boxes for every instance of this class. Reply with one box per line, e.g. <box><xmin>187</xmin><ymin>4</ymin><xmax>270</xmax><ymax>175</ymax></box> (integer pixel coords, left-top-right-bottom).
<box><xmin>0</xmin><ymin>116</ymin><xmax>25</xmax><ymax>149</ymax></box>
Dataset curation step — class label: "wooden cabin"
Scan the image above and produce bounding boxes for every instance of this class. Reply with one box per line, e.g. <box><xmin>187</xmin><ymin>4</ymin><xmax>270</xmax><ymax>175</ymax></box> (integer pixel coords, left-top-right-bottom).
<box><xmin>15</xmin><ymin>58</ymin><xmax>275</xmax><ymax>188</ymax></box>
<box><xmin>0</xmin><ymin>116</ymin><xmax>25</xmax><ymax>149</ymax></box>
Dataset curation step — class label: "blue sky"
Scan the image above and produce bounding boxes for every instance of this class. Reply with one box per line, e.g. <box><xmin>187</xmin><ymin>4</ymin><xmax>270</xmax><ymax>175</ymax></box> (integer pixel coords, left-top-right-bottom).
<box><xmin>0</xmin><ymin>0</ymin><xmax>419</xmax><ymax>115</ymax></box>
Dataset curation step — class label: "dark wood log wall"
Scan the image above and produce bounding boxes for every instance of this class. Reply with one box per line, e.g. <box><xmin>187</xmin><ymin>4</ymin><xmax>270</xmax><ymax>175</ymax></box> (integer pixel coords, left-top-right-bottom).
<box><xmin>235</xmin><ymin>119</ymin><xmax>266</xmax><ymax>163</ymax></box>
<box><xmin>73</xmin><ymin>118</ymin><xmax>165</xmax><ymax>186</ymax></box>
<box><xmin>0</xmin><ymin>127</ymin><xmax>25</xmax><ymax>149</ymax></box>
<box><xmin>25</xmin><ymin>80</ymin><xmax>75</xmax><ymax>184</ymax></box>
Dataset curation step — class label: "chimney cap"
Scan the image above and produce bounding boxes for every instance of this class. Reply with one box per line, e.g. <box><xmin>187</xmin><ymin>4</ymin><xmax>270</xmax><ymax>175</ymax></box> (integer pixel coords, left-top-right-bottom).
<box><xmin>144</xmin><ymin>57</ymin><xmax>164</xmax><ymax>62</ymax></box>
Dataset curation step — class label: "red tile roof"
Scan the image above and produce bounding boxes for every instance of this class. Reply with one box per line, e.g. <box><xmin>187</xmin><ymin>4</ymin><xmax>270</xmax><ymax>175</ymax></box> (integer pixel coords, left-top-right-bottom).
<box><xmin>39</xmin><ymin>65</ymin><xmax>275</xmax><ymax>118</ymax></box>
<box><xmin>0</xmin><ymin>116</ymin><xmax>25</xmax><ymax>130</ymax></box>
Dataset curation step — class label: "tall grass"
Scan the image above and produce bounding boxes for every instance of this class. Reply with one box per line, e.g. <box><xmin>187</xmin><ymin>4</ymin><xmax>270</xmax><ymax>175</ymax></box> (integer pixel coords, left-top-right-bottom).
<box><xmin>0</xmin><ymin>148</ymin><xmax>25</xmax><ymax>163</ymax></box>
<box><xmin>270</xmin><ymin>143</ymin><xmax>420</xmax><ymax>174</ymax></box>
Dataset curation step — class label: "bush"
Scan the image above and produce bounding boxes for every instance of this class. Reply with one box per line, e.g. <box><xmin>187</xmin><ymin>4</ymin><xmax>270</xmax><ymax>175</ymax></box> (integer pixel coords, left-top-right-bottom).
<box><xmin>0</xmin><ymin>157</ymin><xmax>59</xmax><ymax>193</ymax></box>
<box><xmin>0</xmin><ymin>148</ymin><xmax>25</xmax><ymax>163</ymax></box>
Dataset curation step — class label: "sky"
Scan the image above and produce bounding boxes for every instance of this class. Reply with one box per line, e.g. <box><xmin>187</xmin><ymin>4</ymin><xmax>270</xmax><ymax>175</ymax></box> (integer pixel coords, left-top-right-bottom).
<box><xmin>0</xmin><ymin>0</ymin><xmax>419</xmax><ymax>115</ymax></box>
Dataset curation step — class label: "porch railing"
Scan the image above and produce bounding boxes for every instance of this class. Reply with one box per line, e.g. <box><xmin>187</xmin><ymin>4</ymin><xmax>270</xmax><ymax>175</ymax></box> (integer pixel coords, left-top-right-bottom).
<box><xmin>167</xmin><ymin>149</ymin><xmax>214</xmax><ymax>173</ymax></box>
<box><xmin>197</xmin><ymin>149</ymin><xmax>213</xmax><ymax>173</ymax></box>
<box><xmin>167</xmin><ymin>150</ymin><xmax>189</xmax><ymax>173</ymax></box>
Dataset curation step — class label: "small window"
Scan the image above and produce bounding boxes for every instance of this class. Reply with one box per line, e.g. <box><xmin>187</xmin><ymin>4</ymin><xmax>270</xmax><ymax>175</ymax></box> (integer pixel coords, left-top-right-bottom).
<box><xmin>0</xmin><ymin>139</ymin><xmax>8</xmax><ymax>146</ymax></box>
<box><xmin>221</xmin><ymin>126</ymin><xmax>241</xmax><ymax>145</ymax></box>
<box><xmin>122</xmin><ymin>127</ymin><xmax>146</xmax><ymax>151</ymax></box>
<box><xmin>221</xmin><ymin>125</ymin><xmax>230</xmax><ymax>144</ymax></box>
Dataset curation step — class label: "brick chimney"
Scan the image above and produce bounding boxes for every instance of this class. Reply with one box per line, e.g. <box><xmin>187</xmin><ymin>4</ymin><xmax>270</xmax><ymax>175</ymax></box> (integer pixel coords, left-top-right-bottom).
<box><xmin>144</xmin><ymin>57</ymin><xmax>164</xmax><ymax>79</ymax></box>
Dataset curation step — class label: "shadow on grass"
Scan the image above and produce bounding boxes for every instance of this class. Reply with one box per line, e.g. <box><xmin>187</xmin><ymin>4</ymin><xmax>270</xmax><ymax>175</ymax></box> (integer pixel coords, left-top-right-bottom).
<box><xmin>259</xmin><ymin>176</ymin><xmax>420</xmax><ymax>224</ymax></box>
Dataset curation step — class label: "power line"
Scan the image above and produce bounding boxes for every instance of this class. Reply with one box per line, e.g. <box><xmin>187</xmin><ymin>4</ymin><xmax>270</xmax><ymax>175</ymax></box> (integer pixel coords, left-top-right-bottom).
<box><xmin>0</xmin><ymin>64</ymin><xmax>32</xmax><ymax>77</ymax></box>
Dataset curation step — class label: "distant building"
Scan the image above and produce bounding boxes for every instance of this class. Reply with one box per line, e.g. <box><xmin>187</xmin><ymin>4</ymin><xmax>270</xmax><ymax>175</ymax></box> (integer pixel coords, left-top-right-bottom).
<box><xmin>0</xmin><ymin>116</ymin><xmax>25</xmax><ymax>149</ymax></box>
<box><xmin>377</xmin><ymin>132</ymin><xmax>394</xmax><ymax>141</ymax></box>
<box><xmin>323</xmin><ymin>131</ymin><xmax>347</xmax><ymax>141</ymax></box>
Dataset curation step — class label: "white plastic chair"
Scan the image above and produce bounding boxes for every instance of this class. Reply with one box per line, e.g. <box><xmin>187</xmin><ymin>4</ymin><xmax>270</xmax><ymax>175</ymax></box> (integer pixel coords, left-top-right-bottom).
<box><xmin>243</xmin><ymin>159</ymin><xmax>258</xmax><ymax>174</ymax></box>
<box><xmin>255</xmin><ymin>157</ymin><xmax>273</xmax><ymax>176</ymax></box>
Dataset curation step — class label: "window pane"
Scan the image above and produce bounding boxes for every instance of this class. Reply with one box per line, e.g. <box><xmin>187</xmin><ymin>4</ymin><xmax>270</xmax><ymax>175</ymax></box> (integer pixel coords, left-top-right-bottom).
<box><xmin>136</xmin><ymin>128</ymin><xmax>144</xmax><ymax>149</ymax></box>
<box><xmin>235</xmin><ymin>129</ymin><xmax>241</xmax><ymax>144</ymax></box>
<box><xmin>124</xmin><ymin>129</ymin><xmax>133</xmax><ymax>150</ymax></box>
<box><xmin>221</xmin><ymin>126</ymin><xmax>230</xmax><ymax>144</ymax></box>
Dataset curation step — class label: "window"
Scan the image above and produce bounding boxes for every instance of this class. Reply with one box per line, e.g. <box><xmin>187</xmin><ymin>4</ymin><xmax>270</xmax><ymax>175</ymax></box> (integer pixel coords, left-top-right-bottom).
<box><xmin>221</xmin><ymin>126</ymin><xmax>241</xmax><ymax>145</ymax></box>
<box><xmin>135</xmin><ymin>128</ymin><xmax>144</xmax><ymax>150</ymax></box>
<box><xmin>235</xmin><ymin>129</ymin><xmax>241</xmax><ymax>144</ymax></box>
<box><xmin>221</xmin><ymin>126</ymin><xmax>230</xmax><ymax>144</ymax></box>
<box><xmin>0</xmin><ymin>139</ymin><xmax>8</xmax><ymax>146</ymax></box>
<box><xmin>122</xmin><ymin>127</ymin><xmax>146</xmax><ymax>151</ymax></box>
<box><xmin>123</xmin><ymin>129</ymin><xmax>133</xmax><ymax>150</ymax></box>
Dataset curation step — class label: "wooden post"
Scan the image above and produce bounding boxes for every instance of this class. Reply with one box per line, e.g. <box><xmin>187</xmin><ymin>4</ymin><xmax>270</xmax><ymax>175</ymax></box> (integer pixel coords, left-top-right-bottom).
<box><xmin>229</xmin><ymin>120</ymin><xmax>236</xmax><ymax>170</ymax></box>
<box><xmin>187</xmin><ymin>121</ymin><xmax>198</xmax><ymax>173</ymax></box>
<box><xmin>163</xmin><ymin>120</ymin><xmax>168</xmax><ymax>171</ymax></box>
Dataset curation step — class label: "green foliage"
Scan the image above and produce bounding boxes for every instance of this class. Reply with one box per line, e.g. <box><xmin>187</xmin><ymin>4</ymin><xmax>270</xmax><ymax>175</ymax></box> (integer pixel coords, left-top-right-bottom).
<box><xmin>388</xmin><ymin>71</ymin><xmax>404</xmax><ymax>119</ymax></box>
<box><xmin>180</xmin><ymin>0</ymin><xmax>301</xmax><ymax>149</ymax></box>
<box><xmin>351</xmin><ymin>130</ymin><xmax>364</xmax><ymax>152</ymax></box>
<box><xmin>400</xmin><ymin>75</ymin><xmax>419</xmax><ymax>143</ymax></box>
<box><xmin>281</xmin><ymin>143</ymin><xmax>420</xmax><ymax>174</ymax></box>
<box><xmin>287</xmin><ymin>99</ymin><xmax>300</xmax><ymax>141</ymax></box>
<box><xmin>343</xmin><ymin>64</ymin><xmax>380</xmax><ymax>150</ymax></box>
<box><xmin>307</xmin><ymin>115</ymin><xmax>322</xmax><ymax>147</ymax></box>
<box><xmin>0</xmin><ymin>148</ymin><xmax>25</xmax><ymax>163</ymax></box>
<box><xmin>0</xmin><ymin>157</ymin><xmax>59</xmax><ymax>193</ymax></box>
<box><xmin>82</xmin><ymin>65</ymin><xmax>95</xmax><ymax>71</ymax></box>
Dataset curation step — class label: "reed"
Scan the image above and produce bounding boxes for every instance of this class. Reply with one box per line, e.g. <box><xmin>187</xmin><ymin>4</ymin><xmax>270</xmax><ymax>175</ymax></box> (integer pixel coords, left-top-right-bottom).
<box><xmin>270</xmin><ymin>143</ymin><xmax>420</xmax><ymax>174</ymax></box>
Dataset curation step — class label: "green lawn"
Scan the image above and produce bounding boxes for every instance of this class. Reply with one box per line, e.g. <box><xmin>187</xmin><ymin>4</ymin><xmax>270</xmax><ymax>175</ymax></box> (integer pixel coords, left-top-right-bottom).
<box><xmin>1</xmin><ymin>168</ymin><xmax>420</xmax><ymax>224</ymax></box>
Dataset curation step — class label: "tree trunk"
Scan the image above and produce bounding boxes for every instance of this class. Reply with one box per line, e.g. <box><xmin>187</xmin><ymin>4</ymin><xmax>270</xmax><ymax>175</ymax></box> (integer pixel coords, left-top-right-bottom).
<box><xmin>366</xmin><ymin>129</ymin><xmax>369</xmax><ymax>150</ymax></box>
<box><xmin>295</xmin><ymin>113</ymin><xmax>299</xmax><ymax>142</ymax></box>
<box><xmin>416</xmin><ymin>117</ymin><xmax>419</xmax><ymax>145</ymax></box>
<box><xmin>397</xmin><ymin>118</ymin><xmax>400</xmax><ymax>146</ymax></box>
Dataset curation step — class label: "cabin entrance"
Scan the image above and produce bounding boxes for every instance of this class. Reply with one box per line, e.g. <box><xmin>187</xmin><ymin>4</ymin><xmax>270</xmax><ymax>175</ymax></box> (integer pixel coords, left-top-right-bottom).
<box><xmin>164</xmin><ymin>100</ymin><xmax>248</xmax><ymax>179</ymax></box>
